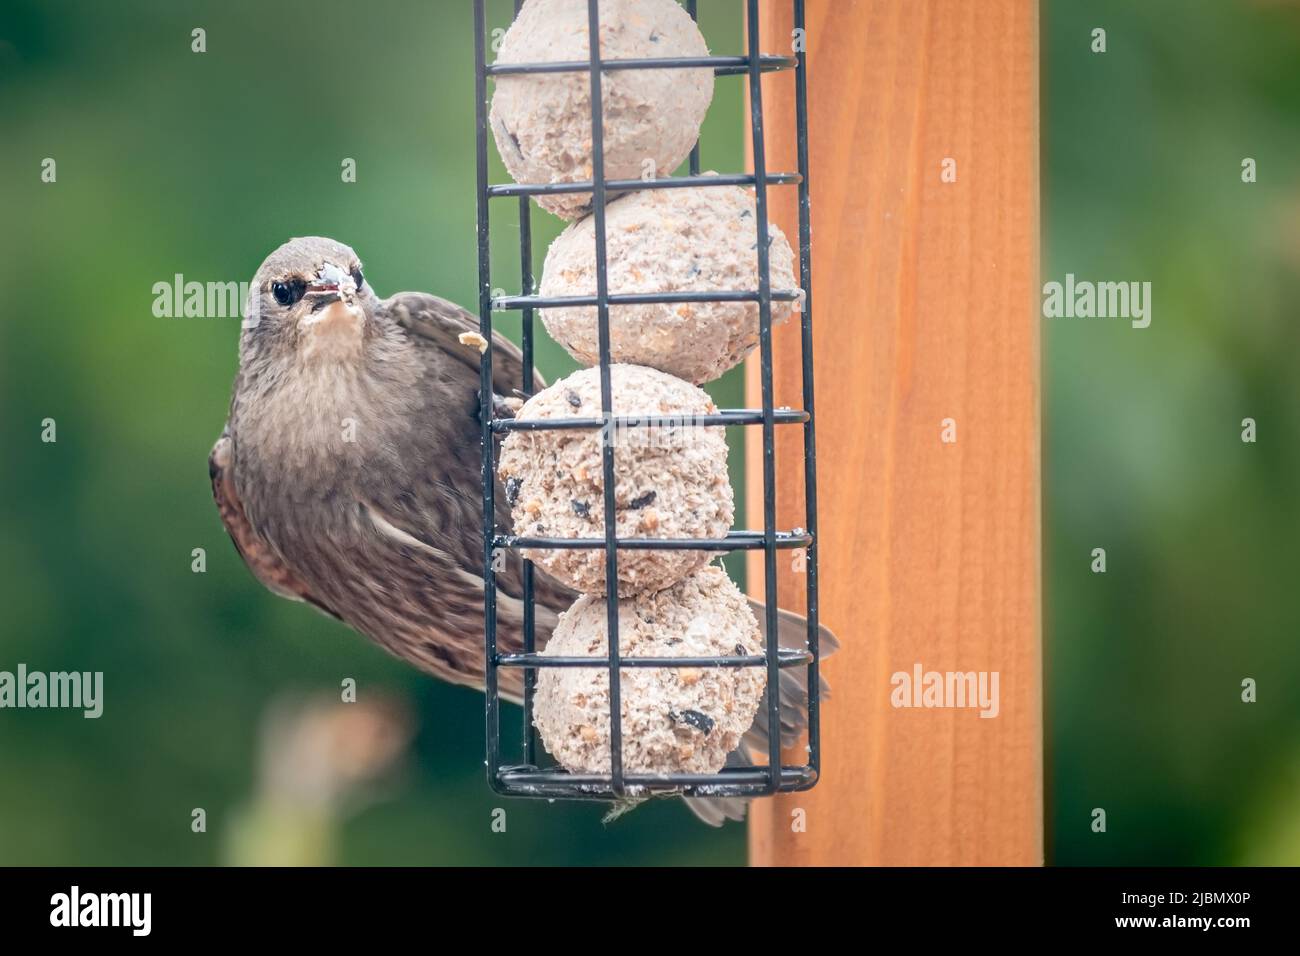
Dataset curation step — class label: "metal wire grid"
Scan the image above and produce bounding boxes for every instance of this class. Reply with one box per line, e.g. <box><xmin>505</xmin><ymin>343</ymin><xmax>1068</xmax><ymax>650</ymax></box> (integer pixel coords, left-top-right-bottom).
<box><xmin>474</xmin><ymin>0</ymin><xmax>819</xmax><ymax>800</ymax></box>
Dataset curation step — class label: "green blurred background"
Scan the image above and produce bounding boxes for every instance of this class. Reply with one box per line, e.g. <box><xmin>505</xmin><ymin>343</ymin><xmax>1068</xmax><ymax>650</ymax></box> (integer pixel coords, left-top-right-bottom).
<box><xmin>0</xmin><ymin>0</ymin><xmax>1296</xmax><ymax>865</ymax></box>
<box><xmin>1044</xmin><ymin>0</ymin><xmax>1300</xmax><ymax>865</ymax></box>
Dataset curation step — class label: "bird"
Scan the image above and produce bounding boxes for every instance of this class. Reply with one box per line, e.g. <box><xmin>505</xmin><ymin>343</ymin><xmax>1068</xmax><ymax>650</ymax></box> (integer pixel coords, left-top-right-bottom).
<box><xmin>211</xmin><ymin>236</ymin><xmax>834</xmax><ymax>825</ymax></box>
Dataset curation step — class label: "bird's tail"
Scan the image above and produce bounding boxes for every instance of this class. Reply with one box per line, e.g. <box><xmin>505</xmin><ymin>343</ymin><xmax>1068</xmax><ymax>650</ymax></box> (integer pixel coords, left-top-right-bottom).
<box><xmin>684</xmin><ymin>600</ymin><xmax>839</xmax><ymax>827</ymax></box>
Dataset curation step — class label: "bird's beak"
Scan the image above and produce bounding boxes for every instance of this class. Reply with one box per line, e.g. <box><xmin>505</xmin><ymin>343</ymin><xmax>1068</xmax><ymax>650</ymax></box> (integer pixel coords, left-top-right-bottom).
<box><xmin>307</xmin><ymin>279</ymin><xmax>341</xmax><ymax>296</ymax></box>
<box><xmin>306</xmin><ymin>262</ymin><xmax>354</xmax><ymax>300</ymax></box>
<box><xmin>301</xmin><ymin>263</ymin><xmax>363</xmax><ymax>333</ymax></box>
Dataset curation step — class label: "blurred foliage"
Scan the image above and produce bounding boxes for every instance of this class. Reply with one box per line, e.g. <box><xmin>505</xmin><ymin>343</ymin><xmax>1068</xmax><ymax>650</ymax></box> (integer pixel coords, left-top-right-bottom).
<box><xmin>1043</xmin><ymin>0</ymin><xmax>1300</xmax><ymax>864</ymax></box>
<box><xmin>0</xmin><ymin>0</ymin><xmax>1296</xmax><ymax>866</ymax></box>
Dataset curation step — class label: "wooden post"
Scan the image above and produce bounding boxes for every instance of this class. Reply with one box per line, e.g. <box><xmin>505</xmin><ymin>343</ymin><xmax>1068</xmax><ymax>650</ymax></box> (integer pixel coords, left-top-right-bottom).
<box><xmin>747</xmin><ymin>0</ymin><xmax>1042</xmax><ymax>866</ymax></box>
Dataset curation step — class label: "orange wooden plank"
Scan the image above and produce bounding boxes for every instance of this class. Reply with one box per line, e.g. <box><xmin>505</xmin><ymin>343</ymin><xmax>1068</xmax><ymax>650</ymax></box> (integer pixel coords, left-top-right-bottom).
<box><xmin>747</xmin><ymin>0</ymin><xmax>1042</xmax><ymax>866</ymax></box>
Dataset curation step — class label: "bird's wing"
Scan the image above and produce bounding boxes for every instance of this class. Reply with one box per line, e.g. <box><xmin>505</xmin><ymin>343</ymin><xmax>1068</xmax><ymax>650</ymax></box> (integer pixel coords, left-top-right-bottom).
<box><xmin>209</xmin><ymin>428</ymin><xmax>340</xmax><ymax>619</ymax></box>
<box><xmin>378</xmin><ymin>291</ymin><xmax>578</xmax><ymax>637</ymax></box>
<box><xmin>381</xmin><ymin>291</ymin><xmax>546</xmax><ymax>398</ymax></box>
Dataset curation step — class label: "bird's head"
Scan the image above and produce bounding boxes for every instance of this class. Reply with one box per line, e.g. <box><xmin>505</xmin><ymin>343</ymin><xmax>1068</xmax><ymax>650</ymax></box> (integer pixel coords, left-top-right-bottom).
<box><xmin>243</xmin><ymin>237</ymin><xmax>376</xmax><ymax>363</ymax></box>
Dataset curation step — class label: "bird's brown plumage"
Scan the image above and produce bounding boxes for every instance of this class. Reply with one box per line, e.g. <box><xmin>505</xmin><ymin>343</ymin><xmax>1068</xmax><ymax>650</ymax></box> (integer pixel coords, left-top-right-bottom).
<box><xmin>212</xmin><ymin>238</ymin><xmax>573</xmax><ymax>698</ymax></box>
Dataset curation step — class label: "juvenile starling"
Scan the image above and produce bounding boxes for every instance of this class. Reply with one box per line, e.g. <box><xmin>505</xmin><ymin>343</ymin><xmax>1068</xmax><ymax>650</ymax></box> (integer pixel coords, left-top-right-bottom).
<box><xmin>211</xmin><ymin>236</ymin><xmax>833</xmax><ymax>825</ymax></box>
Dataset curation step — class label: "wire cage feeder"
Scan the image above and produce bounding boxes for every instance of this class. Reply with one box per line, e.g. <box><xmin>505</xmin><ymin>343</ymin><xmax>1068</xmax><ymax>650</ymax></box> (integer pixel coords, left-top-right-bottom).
<box><xmin>474</xmin><ymin>0</ymin><xmax>820</xmax><ymax>801</ymax></box>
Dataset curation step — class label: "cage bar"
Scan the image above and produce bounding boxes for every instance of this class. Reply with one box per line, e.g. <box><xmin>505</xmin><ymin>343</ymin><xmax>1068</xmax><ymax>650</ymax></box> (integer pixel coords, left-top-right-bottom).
<box><xmin>485</xmin><ymin>54</ymin><xmax>797</xmax><ymax>76</ymax></box>
<box><xmin>792</xmin><ymin>0</ymin><xmax>821</xmax><ymax>787</ymax></box>
<box><xmin>487</xmin><ymin>171</ymin><xmax>800</xmax><ymax>198</ymax></box>
<box><xmin>514</xmin><ymin>0</ymin><xmax>539</xmax><ymax>770</ymax></box>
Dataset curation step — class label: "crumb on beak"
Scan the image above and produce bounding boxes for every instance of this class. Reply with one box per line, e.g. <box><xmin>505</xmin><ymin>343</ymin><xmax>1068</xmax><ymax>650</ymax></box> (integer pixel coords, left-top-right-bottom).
<box><xmin>308</xmin><ymin>262</ymin><xmax>357</xmax><ymax>302</ymax></box>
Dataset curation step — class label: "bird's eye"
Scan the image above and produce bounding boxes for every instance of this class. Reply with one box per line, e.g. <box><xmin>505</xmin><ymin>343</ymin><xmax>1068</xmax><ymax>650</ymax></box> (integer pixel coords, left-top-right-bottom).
<box><xmin>351</xmin><ymin>268</ymin><xmax>364</xmax><ymax>291</ymax></box>
<box><xmin>271</xmin><ymin>280</ymin><xmax>304</xmax><ymax>306</ymax></box>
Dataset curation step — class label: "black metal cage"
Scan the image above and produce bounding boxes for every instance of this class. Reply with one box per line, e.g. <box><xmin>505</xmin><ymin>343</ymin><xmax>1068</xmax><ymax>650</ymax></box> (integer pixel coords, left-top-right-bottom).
<box><xmin>474</xmin><ymin>0</ymin><xmax>820</xmax><ymax>801</ymax></box>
